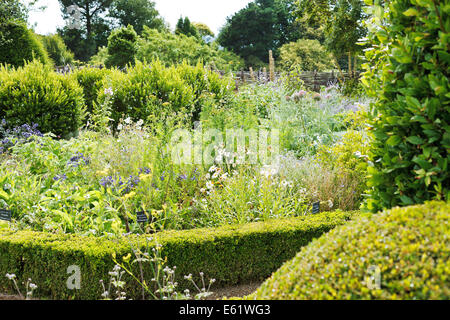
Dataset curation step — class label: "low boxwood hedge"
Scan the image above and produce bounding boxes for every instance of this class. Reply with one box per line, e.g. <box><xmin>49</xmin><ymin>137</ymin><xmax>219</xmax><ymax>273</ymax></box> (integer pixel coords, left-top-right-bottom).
<box><xmin>0</xmin><ymin>210</ymin><xmax>356</xmax><ymax>300</ymax></box>
<box><xmin>247</xmin><ymin>201</ymin><xmax>449</xmax><ymax>300</ymax></box>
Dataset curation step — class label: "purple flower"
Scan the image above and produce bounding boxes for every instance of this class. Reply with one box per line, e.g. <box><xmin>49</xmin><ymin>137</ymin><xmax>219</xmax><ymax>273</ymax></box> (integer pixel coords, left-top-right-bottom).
<box><xmin>68</xmin><ymin>153</ymin><xmax>90</xmax><ymax>167</ymax></box>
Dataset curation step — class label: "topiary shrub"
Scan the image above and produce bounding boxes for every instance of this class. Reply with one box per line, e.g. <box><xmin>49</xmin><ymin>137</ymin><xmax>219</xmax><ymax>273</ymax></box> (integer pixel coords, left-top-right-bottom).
<box><xmin>248</xmin><ymin>201</ymin><xmax>450</xmax><ymax>300</ymax></box>
<box><xmin>0</xmin><ymin>61</ymin><xmax>85</xmax><ymax>138</ymax></box>
<box><xmin>97</xmin><ymin>60</ymin><xmax>235</xmax><ymax>127</ymax></box>
<box><xmin>0</xmin><ymin>20</ymin><xmax>50</xmax><ymax>67</ymax></box>
<box><xmin>105</xmin><ymin>25</ymin><xmax>138</xmax><ymax>69</ymax></box>
<box><xmin>362</xmin><ymin>0</ymin><xmax>449</xmax><ymax>212</ymax></box>
<box><xmin>39</xmin><ymin>33</ymin><xmax>74</xmax><ymax>66</ymax></box>
<box><xmin>0</xmin><ymin>210</ymin><xmax>357</xmax><ymax>299</ymax></box>
<box><xmin>71</xmin><ymin>67</ymin><xmax>111</xmax><ymax>117</ymax></box>
<box><xmin>97</xmin><ymin>60</ymin><xmax>195</xmax><ymax>127</ymax></box>
<box><xmin>175</xmin><ymin>61</ymin><xmax>234</xmax><ymax>121</ymax></box>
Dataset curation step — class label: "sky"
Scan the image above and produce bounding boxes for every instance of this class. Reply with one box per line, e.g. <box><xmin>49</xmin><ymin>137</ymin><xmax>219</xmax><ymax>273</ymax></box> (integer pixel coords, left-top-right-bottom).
<box><xmin>25</xmin><ymin>0</ymin><xmax>253</xmax><ymax>36</ymax></box>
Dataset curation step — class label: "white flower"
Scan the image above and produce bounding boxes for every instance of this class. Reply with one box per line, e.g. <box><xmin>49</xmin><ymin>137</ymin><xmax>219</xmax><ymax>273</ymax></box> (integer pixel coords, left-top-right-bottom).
<box><xmin>136</xmin><ymin>119</ymin><xmax>144</xmax><ymax>127</ymax></box>
<box><xmin>104</xmin><ymin>87</ymin><xmax>114</xmax><ymax>96</ymax></box>
<box><xmin>5</xmin><ymin>273</ymin><xmax>16</xmax><ymax>280</ymax></box>
<box><xmin>206</xmin><ymin>181</ymin><xmax>214</xmax><ymax>190</ymax></box>
<box><xmin>124</xmin><ymin>117</ymin><xmax>132</xmax><ymax>124</ymax></box>
<box><xmin>209</xmin><ymin>165</ymin><xmax>217</xmax><ymax>173</ymax></box>
<box><xmin>212</xmin><ymin>171</ymin><xmax>220</xmax><ymax>179</ymax></box>
<box><xmin>328</xmin><ymin>200</ymin><xmax>334</xmax><ymax>209</ymax></box>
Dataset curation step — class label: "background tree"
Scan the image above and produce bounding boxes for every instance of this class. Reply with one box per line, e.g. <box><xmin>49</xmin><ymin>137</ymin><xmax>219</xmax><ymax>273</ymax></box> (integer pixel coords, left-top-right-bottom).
<box><xmin>217</xmin><ymin>0</ymin><xmax>301</xmax><ymax>68</ymax></box>
<box><xmin>192</xmin><ymin>22</ymin><xmax>214</xmax><ymax>38</ymax></box>
<box><xmin>105</xmin><ymin>25</ymin><xmax>137</xmax><ymax>68</ymax></box>
<box><xmin>279</xmin><ymin>39</ymin><xmax>333</xmax><ymax>71</ymax></box>
<box><xmin>295</xmin><ymin>0</ymin><xmax>367</xmax><ymax>73</ymax></box>
<box><xmin>175</xmin><ymin>17</ymin><xmax>199</xmax><ymax>38</ymax></box>
<box><xmin>57</xmin><ymin>0</ymin><xmax>114</xmax><ymax>61</ymax></box>
<box><xmin>108</xmin><ymin>0</ymin><xmax>167</xmax><ymax>35</ymax></box>
<box><xmin>0</xmin><ymin>0</ymin><xmax>29</xmax><ymax>23</ymax></box>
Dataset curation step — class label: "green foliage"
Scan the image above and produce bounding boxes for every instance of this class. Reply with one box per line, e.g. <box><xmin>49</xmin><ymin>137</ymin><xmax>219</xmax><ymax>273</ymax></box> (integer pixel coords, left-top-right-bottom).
<box><xmin>192</xmin><ymin>22</ymin><xmax>214</xmax><ymax>38</ymax></box>
<box><xmin>39</xmin><ymin>33</ymin><xmax>74</xmax><ymax>66</ymax></box>
<box><xmin>248</xmin><ymin>201</ymin><xmax>450</xmax><ymax>299</ymax></box>
<box><xmin>0</xmin><ymin>20</ymin><xmax>50</xmax><ymax>67</ymax></box>
<box><xmin>136</xmin><ymin>27</ymin><xmax>244</xmax><ymax>71</ymax></box>
<box><xmin>295</xmin><ymin>0</ymin><xmax>367</xmax><ymax>71</ymax></box>
<box><xmin>279</xmin><ymin>39</ymin><xmax>334</xmax><ymax>71</ymax></box>
<box><xmin>0</xmin><ymin>0</ymin><xmax>28</xmax><ymax>23</ymax></box>
<box><xmin>58</xmin><ymin>28</ymin><xmax>98</xmax><ymax>62</ymax></box>
<box><xmin>57</xmin><ymin>0</ymin><xmax>114</xmax><ymax>61</ymax></box>
<box><xmin>96</xmin><ymin>60</ymin><xmax>235</xmax><ymax>126</ymax></box>
<box><xmin>109</xmin><ymin>0</ymin><xmax>167</xmax><ymax>34</ymax></box>
<box><xmin>98</xmin><ymin>61</ymin><xmax>194</xmax><ymax>126</ymax></box>
<box><xmin>175</xmin><ymin>16</ymin><xmax>199</xmax><ymax>38</ymax></box>
<box><xmin>362</xmin><ymin>0</ymin><xmax>450</xmax><ymax>212</ymax></box>
<box><xmin>0</xmin><ymin>61</ymin><xmax>85</xmax><ymax>138</ymax></box>
<box><xmin>71</xmin><ymin>67</ymin><xmax>111</xmax><ymax>116</ymax></box>
<box><xmin>218</xmin><ymin>0</ymin><xmax>301</xmax><ymax>67</ymax></box>
<box><xmin>0</xmin><ymin>210</ymin><xmax>357</xmax><ymax>299</ymax></box>
<box><xmin>105</xmin><ymin>25</ymin><xmax>138</xmax><ymax>69</ymax></box>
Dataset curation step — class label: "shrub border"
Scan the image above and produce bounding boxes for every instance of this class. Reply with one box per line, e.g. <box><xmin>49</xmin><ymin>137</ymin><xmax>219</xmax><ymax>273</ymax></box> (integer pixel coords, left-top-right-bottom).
<box><xmin>0</xmin><ymin>210</ymin><xmax>357</xmax><ymax>300</ymax></box>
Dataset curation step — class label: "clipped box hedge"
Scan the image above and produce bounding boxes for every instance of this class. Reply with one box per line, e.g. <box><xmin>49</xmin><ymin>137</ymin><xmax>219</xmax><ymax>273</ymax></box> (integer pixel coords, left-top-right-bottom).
<box><xmin>0</xmin><ymin>210</ymin><xmax>356</xmax><ymax>300</ymax></box>
<box><xmin>248</xmin><ymin>201</ymin><xmax>449</xmax><ymax>300</ymax></box>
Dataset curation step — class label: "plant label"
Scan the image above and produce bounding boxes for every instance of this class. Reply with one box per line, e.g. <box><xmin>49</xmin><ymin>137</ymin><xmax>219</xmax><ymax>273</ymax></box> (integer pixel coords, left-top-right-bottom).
<box><xmin>312</xmin><ymin>202</ymin><xmax>320</xmax><ymax>214</ymax></box>
<box><xmin>0</xmin><ymin>209</ymin><xmax>12</xmax><ymax>222</ymax></box>
<box><xmin>136</xmin><ymin>211</ymin><xmax>149</xmax><ymax>224</ymax></box>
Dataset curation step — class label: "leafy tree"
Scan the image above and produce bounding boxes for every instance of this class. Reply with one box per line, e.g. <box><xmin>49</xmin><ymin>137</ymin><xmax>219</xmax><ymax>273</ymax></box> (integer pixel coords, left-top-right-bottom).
<box><xmin>192</xmin><ymin>22</ymin><xmax>214</xmax><ymax>38</ymax></box>
<box><xmin>217</xmin><ymin>0</ymin><xmax>301</xmax><ymax>67</ymax></box>
<box><xmin>123</xmin><ymin>27</ymin><xmax>244</xmax><ymax>71</ymax></box>
<box><xmin>105</xmin><ymin>25</ymin><xmax>137</xmax><ymax>68</ymax></box>
<box><xmin>39</xmin><ymin>34</ymin><xmax>75</xmax><ymax>66</ymax></box>
<box><xmin>58</xmin><ymin>0</ymin><xmax>114</xmax><ymax>61</ymax></box>
<box><xmin>108</xmin><ymin>0</ymin><xmax>167</xmax><ymax>34</ymax></box>
<box><xmin>175</xmin><ymin>16</ymin><xmax>199</xmax><ymax>38</ymax></box>
<box><xmin>295</xmin><ymin>0</ymin><xmax>367</xmax><ymax>73</ymax></box>
<box><xmin>279</xmin><ymin>39</ymin><xmax>333</xmax><ymax>71</ymax></box>
<box><xmin>0</xmin><ymin>0</ymin><xmax>28</xmax><ymax>22</ymax></box>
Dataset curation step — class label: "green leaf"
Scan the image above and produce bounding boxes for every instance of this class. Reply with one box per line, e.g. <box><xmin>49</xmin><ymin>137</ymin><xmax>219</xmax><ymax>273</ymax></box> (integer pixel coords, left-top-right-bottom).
<box><xmin>406</xmin><ymin>136</ymin><xmax>425</xmax><ymax>145</ymax></box>
<box><xmin>403</xmin><ymin>8</ymin><xmax>419</xmax><ymax>16</ymax></box>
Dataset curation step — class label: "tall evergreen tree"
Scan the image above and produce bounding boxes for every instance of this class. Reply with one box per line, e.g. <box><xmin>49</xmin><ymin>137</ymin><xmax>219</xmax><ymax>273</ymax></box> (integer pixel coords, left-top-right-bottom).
<box><xmin>217</xmin><ymin>0</ymin><xmax>301</xmax><ymax>67</ymax></box>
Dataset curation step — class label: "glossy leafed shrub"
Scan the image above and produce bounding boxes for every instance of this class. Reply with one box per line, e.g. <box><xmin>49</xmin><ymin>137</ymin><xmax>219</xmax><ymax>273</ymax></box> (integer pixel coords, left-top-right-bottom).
<box><xmin>0</xmin><ymin>20</ymin><xmax>50</xmax><ymax>67</ymax></box>
<box><xmin>249</xmin><ymin>201</ymin><xmax>450</xmax><ymax>300</ymax></box>
<box><xmin>72</xmin><ymin>67</ymin><xmax>111</xmax><ymax>117</ymax></box>
<box><xmin>362</xmin><ymin>0</ymin><xmax>449</xmax><ymax>211</ymax></box>
<box><xmin>97</xmin><ymin>61</ymin><xmax>234</xmax><ymax>127</ymax></box>
<box><xmin>0</xmin><ymin>61</ymin><xmax>85</xmax><ymax>138</ymax></box>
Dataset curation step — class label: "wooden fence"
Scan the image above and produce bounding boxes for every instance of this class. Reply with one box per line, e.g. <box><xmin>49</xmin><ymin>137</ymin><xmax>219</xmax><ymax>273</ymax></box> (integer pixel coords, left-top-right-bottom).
<box><xmin>218</xmin><ymin>69</ymin><xmax>361</xmax><ymax>91</ymax></box>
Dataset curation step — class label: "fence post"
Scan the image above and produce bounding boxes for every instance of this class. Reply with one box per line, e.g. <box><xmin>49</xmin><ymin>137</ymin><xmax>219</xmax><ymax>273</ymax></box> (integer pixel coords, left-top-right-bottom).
<box><xmin>269</xmin><ymin>50</ymin><xmax>275</xmax><ymax>82</ymax></box>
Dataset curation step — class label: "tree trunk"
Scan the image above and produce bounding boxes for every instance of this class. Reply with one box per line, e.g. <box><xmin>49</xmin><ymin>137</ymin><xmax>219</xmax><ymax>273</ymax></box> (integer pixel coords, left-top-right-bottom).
<box><xmin>85</xmin><ymin>3</ymin><xmax>91</xmax><ymax>36</ymax></box>
<box><xmin>348</xmin><ymin>52</ymin><xmax>352</xmax><ymax>75</ymax></box>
